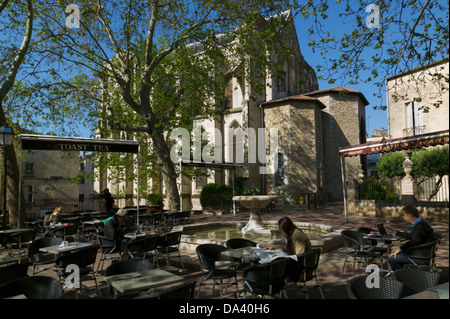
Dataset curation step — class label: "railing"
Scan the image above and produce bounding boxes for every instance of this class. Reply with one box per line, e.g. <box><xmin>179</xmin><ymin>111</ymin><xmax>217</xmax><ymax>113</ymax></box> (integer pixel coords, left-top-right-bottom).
<box><xmin>358</xmin><ymin>177</ymin><xmax>400</xmax><ymax>201</ymax></box>
<box><xmin>26</xmin><ymin>198</ymin><xmax>100</xmax><ymax>218</ymax></box>
<box><xmin>403</xmin><ymin>126</ymin><xmax>426</xmax><ymax>136</ymax></box>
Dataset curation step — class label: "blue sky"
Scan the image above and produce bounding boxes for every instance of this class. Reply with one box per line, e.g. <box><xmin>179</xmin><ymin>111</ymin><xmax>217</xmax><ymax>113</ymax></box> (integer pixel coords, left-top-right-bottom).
<box><xmin>293</xmin><ymin>6</ymin><xmax>388</xmax><ymax>136</ymax></box>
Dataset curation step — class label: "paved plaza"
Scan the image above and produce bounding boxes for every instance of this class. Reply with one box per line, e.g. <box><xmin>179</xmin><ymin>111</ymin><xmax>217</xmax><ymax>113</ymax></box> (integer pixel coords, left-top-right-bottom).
<box><xmin>1</xmin><ymin>203</ymin><xmax>448</xmax><ymax>300</ymax></box>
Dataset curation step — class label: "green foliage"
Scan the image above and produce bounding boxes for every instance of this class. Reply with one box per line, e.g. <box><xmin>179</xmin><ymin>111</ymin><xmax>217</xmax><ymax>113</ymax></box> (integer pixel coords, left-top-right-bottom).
<box><xmin>234</xmin><ymin>177</ymin><xmax>247</xmax><ymax>195</ymax></box>
<box><xmin>376</xmin><ymin>152</ymin><xmax>405</xmax><ymax>178</ymax></box>
<box><xmin>301</xmin><ymin>0</ymin><xmax>449</xmax><ymax>110</ymax></box>
<box><xmin>200</xmin><ymin>183</ymin><xmax>232</xmax><ymax>208</ymax></box>
<box><xmin>146</xmin><ymin>193</ymin><xmax>164</xmax><ymax>205</ymax></box>
<box><xmin>377</xmin><ymin>146</ymin><xmax>449</xmax><ymax>179</ymax></box>
<box><xmin>411</xmin><ymin>145</ymin><xmax>449</xmax><ymax>177</ymax></box>
<box><xmin>358</xmin><ymin>176</ymin><xmax>399</xmax><ymax>201</ymax></box>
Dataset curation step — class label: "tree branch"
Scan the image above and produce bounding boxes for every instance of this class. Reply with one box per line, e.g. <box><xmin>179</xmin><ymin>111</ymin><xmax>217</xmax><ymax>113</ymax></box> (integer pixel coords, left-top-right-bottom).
<box><xmin>0</xmin><ymin>0</ymin><xmax>33</xmax><ymax>102</ymax></box>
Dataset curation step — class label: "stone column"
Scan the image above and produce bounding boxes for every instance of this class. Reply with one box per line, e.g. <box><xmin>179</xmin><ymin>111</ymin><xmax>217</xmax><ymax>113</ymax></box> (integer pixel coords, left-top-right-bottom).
<box><xmin>401</xmin><ymin>151</ymin><xmax>417</xmax><ymax>204</ymax></box>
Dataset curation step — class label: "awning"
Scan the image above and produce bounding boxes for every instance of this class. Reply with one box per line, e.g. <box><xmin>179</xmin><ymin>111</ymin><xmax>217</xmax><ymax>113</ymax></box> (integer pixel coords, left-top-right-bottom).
<box><xmin>19</xmin><ymin>134</ymin><xmax>139</xmax><ymax>153</ymax></box>
<box><xmin>339</xmin><ymin>130</ymin><xmax>449</xmax><ymax>157</ymax></box>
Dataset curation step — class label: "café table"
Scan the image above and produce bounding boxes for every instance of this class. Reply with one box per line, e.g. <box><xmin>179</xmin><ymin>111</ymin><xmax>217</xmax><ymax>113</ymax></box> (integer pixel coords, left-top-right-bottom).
<box><xmin>39</xmin><ymin>242</ymin><xmax>93</xmax><ymax>255</ymax></box>
<box><xmin>104</xmin><ymin>268</ymin><xmax>184</xmax><ymax>296</ymax></box>
<box><xmin>404</xmin><ymin>281</ymin><xmax>449</xmax><ymax>299</ymax></box>
<box><xmin>221</xmin><ymin>246</ymin><xmax>260</xmax><ymax>263</ymax></box>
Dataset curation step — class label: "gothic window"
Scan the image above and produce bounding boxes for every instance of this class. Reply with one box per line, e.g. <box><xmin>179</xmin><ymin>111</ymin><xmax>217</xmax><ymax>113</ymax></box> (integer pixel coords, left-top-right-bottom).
<box><xmin>277</xmin><ymin>72</ymin><xmax>286</xmax><ymax>92</ymax></box>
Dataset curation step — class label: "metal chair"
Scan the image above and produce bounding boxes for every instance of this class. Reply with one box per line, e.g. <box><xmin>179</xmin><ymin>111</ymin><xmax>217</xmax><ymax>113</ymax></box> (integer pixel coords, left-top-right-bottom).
<box><xmin>27</xmin><ymin>237</ymin><xmax>63</xmax><ymax>275</ymax></box>
<box><xmin>341</xmin><ymin>230</ymin><xmax>377</xmax><ymax>276</ymax></box>
<box><xmin>96</xmin><ymin>234</ymin><xmax>121</xmax><ymax>274</ymax></box>
<box><xmin>393</xmin><ymin>268</ymin><xmax>448</xmax><ymax>293</ymax></box>
<box><xmin>55</xmin><ymin>245</ymin><xmax>101</xmax><ymax>298</ymax></box>
<box><xmin>242</xmin><ymin>258</ymin><xmax>290</xmax><ymax>299</ymax></box>
<box><xmin>7</xmin><ymin>230</ymin><xmax>36</xmax><ymax>259</ymax></box>
<box><xmin>0</xmin><ymin>275</ymin><xmax>65</xmax><ymax>299</ymax></box>
<box><xmin>126</xmin><ymin>235</ymin><xmax>158</xmax><ymax>264</ymax></box>
<box><xmin>196</xmin><ymin>244</ymin><xmax>239</xmax><ymax>298</ymax></box>
<box><xmin>53</xmin><ymin>224</ymin><xmax>79</xmax><ymax>241</ymax></box>
<box><xmin>404</xmin><ymin>238</ymin><xmax>440</xmax><ymax>272</ymax></box>
<box><xmin>287</xmin><ymin>249</ymin><xmax>325</xmax><ymax>299</ymax></box>
<box><xmin>346</xmin><ymin>275</ymin><xmax>415</xmax><ymax>299</ymax></box>
<box><xmin>156</xmin><ymin>231</ymin><xmax>184</xmax><ymax>270</ymax></box>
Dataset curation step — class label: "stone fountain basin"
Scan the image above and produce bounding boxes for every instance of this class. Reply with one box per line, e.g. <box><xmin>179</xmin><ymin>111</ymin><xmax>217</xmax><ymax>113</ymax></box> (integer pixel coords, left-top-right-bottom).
<box><xmin>232</xmin><ymin>195</ymin><xmax>277</xmax><ymax>209</ymax></box>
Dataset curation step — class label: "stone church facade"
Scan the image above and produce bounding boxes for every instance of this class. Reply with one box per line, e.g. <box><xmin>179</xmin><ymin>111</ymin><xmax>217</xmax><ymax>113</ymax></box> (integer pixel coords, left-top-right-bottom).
<box><xmin>186</xmin><ymin>19</ymin><xmax>368</xmax><ymax>209</ymax></box>
<box><xmin>95</xmin><ymin>13</ymin><xmax>369</xmax><ymax>210</ymax></box>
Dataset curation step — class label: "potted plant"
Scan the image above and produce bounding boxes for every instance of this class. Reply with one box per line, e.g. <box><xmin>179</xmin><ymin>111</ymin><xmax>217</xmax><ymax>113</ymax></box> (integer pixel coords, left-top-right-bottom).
<box><xmin>246</xmin><ymin>187</ymin><xmax>260</xmax><ymax>196</ymax></box>
<box><xmin>146</xmin><ymin>193</ymin><xmax>164</xmax><ymax>212</ymax></box>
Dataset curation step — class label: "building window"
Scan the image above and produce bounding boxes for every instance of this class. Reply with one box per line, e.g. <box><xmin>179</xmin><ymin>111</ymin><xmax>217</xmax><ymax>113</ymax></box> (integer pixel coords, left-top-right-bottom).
<box><xmin>25</xmin><ymin>185</ymin><xmax>33</xmax><ymax>203</ymax></box>
<box><xmin>25</xmin><ymin>163</ymin><xmax>34</xmax><ymax>176</ymax></box>
<box><xmin>79</xmin><ymin>194</ymin><xmax>85</xmax><ymax>203</ymax></box>
<box><xmin>406</xmin><ymin>100</ymin><xmax>424</xmax><ymax>136</ymax></box>
<box><xmin>277</xmin><ymin>72</ymin><xmax>286</xmax><ymax>92</ymax></box>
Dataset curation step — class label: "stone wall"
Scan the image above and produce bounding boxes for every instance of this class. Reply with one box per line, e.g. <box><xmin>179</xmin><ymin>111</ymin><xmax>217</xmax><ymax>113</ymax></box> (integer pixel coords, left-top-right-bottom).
<box><xmin>347</xmin><ymin>199</ymin><xmax>449</xmax><ymax>222</ymax></box>
<box><xmin>264</xmin><ymin>100</ymin><xmax>323</xmax><ymax>204</ymax></box>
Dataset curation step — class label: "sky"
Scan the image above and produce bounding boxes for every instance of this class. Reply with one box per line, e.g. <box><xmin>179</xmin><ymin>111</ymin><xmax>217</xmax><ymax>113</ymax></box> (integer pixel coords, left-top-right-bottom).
<box><xmin>293</xmin><ymin>5</ymin><xmax>388</xmax><ymax>137</ymax></box>
<box><xmin>0</xmin><ymin>1</ymin><xmax>421</xmax><ymax>139</ymax></box>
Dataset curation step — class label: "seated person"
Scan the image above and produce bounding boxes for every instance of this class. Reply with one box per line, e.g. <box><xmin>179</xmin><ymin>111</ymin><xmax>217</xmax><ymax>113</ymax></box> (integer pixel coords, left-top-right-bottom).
<box><xmin>43</xmin><ymin>206</ymin><xmax>62</xmax><ymax>227</ymax></box>
<box><xmin>388</xmin><ymin>205</ymin><xmax>435</xmax><ymax>270</ymax></box>
<box><xmin>103</xmin><ymin>208</ymin><xmax>127</xmax><ymax>251</ymax></box>
<box><xmin>43</xmin><ymin>207</ymin><xmax>62</xmax><ymax>237</ymax></box>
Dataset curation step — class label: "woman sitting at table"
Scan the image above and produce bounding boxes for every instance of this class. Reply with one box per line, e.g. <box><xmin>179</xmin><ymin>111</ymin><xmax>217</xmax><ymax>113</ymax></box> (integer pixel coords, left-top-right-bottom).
<box><xmin>43</xmin><ymin>207</ymin><xmax>62</xmax><ymax>227</ymax></box>
<box><xmin>388</xmin><ymin>205</ymin><xmax>435</xmax><ymax>270</ymax></box>
<box><xmin>279</xmin><ymin>216</ymin><xmax>311</xmax><ymax>255</ymax></box>
<box><xmin>266</xmin><ymin>216</ymin><xmax>311</xmax><ymax>255</ymax></box>
<box><xmin>43</xmin><ymin>207</ymin><xmax>62</xmax><ymax>237</ymax></box>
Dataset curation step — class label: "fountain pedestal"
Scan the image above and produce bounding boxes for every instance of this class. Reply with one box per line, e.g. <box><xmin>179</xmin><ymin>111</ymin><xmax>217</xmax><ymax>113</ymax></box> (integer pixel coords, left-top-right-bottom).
<box><xmin>233</xmin><ymin>195</ymin><xmax>277</xmax><ymax>234</ymax></box>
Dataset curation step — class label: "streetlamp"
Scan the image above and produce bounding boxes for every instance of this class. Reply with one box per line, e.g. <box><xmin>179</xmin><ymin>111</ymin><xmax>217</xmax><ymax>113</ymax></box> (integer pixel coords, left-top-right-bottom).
<box><xmin>0</xmin><ymin>124</ymin><xmax>14</xmax><ymax>227</ymax></box>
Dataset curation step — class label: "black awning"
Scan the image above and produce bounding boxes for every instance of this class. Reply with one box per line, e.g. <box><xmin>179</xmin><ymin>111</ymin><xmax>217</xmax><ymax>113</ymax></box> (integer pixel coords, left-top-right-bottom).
<box><xmin>19</xmin><ymin>134</ymin><xmax>139</xmax><ymax>153</ymax></box>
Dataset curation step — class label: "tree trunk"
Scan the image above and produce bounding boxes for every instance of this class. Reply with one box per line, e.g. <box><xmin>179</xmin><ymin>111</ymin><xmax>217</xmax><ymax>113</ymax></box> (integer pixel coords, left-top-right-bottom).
<box><xmin>151</xmin><ymin>130</ymin><xmax>180</xmax><ymax>210</ymax></box>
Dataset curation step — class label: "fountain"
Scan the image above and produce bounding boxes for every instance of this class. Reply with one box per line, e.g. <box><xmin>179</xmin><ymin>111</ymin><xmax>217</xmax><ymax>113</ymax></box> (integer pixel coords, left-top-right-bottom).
<box><xmin>232</xmin><ymin>195</ymin><xmax>277</xmax><ymax>234</ymax></box>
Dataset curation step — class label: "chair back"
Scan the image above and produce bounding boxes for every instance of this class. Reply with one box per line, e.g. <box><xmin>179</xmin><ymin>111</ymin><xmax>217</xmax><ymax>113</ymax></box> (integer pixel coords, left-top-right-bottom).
<box><xmin>341</xmin><ymin>230</ymin><xmax>364</xmax><ymax>250</ymax></box>
<box><xmin>226</xmin><ymin>238</ymin><xmax>257</xmax><ymax>249</ymax></box>
<box><xmin>0</xmin><ymin>262</ymin><xmax>30</xmax><ymax>285</ymax></box>
<box><xmin>127</xmin><ymin>235</ymin><xmax>158</xmax><ymax>256</ymax></box>
<box><xmin>243</xmin><ymin>258</ymin><xmax>290</xmax><ymax>296</ymax></box>
<box><xmin>347</xmin><ymin>276</ymin><xmax>415</xmax><ymax>299</ymax></box>
<box><xmin>393</xmin><ymin>268</ymin><xmax>448</xmax><ymax>293</ymax></box>
<box><xmin>0</xmin><ymin>276</ymin><xmax>64</xmax><ymax>299</ymax></box>
<box><xmin>288</xmin><ymin>249</ymin><xmax>321</xmax><ymax>282</ymax></box>
<box><xmin>27</xmin><ymin>237</ymin><xmax>63</xmax><ymax>258</ymax></box>
<box><xmin>405</xmin><ymin>239</ymin><xmax>440</xmax><ymax>260</ymax></box>
<box><xmin>158</xmin><ymin>231</ymin><xmax>182</xmax><ymax>247</ymax></box>
<box><xmin>56</xmin><ymin>245</ymin><xmax>99</xmax><ymax>268</ymax></box>
<box><xmin>97</xmin><ymin>234</ymin><xmax>117</xmax><ymax>252</ymax></box>
<box><xmin>53</xmin><ymin>224</ymin><xmax>78</xmax><ymax>238</ymax></box>
<box><xmin>196</xmin><ymin>244</ymin><xmax>228</xmax><ymax>271</ymax></box>
<box><xmin>8</xmin><ymin>230</ymin><xmax>36</xmax><ymax>244</ymax></box>
<box><xmin>104</xmin><ymin>259</ymin><xmax>154</xmax><ymax>277</ymax></box>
